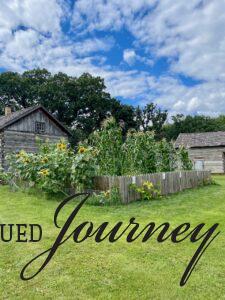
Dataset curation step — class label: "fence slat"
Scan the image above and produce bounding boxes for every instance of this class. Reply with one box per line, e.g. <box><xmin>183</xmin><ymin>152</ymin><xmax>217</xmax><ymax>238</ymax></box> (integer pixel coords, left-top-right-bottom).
<box><xmin>93</xmin><ymin>170</ymin><xmax>211</xmax><ymax>204</ymax></box>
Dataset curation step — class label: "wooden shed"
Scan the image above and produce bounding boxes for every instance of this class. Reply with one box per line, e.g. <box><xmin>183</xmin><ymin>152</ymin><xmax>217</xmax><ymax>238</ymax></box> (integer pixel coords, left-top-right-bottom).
<box><xmin>175</xmin><ymin>131</ymin><xmax>225</xmax><ymax>173</ymax></box>
<box><xmin>0</xmin><ymin>105</ymin><xmax>70</xmax><ymax>168</ymax></box>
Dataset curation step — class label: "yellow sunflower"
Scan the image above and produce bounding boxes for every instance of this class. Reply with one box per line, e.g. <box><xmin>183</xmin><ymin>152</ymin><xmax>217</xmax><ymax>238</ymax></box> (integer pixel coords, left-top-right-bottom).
<box><xmin>78</xmin><ymin>146</ymin><xmax>87</xmax><ymax>154</ymax></box>
<box><xmin>38</xmin><ymin>169</ymin><xmax>50</xmax><ymax>176</ymax></box>
<box><xmin>23</xmin><ymin>158</ymin><xmax>30</xmax><ymax>163</ymax></box>
<box><xmin>16</xmin><ymin>150</ymin><xmax>27</xmax><ymax>158</ymax></box>
<box><xmin>41</xmin><ymin>157</ymin><xmax>48</xmax><ymax>164</ymax></box>
<box><xmin>103</xmin><ymin>190</ymin><xmax>110</xmax><ymax>198</ymax></box>
<box><xmin>143</xmin><ymin>181</ymin><xmax>154</xmax><ymax>189</ymax></box>
<box><xmin>57</xmin><ymin>142</ymin><xmax>67</xmax><ymax>151</ymax></box>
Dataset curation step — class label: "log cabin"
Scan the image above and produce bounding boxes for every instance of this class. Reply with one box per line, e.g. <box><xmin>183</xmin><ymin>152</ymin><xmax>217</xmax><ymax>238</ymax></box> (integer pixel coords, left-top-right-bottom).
<box><xmin>175</xmin><ymin>131</ymin><xmax>225</xmax><ymax>173</ymax></box>
<box><xmin>0</xmin><ymin>105</ymin><xmax>70</xmax><ymax>168</ymax></box>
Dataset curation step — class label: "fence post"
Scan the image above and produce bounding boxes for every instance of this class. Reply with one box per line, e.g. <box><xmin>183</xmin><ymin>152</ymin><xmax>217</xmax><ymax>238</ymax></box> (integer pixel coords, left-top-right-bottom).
<box><xmin>93</xmin><ymin>170</ymin><xmax>211</xmax><ymax>203</ymax></box>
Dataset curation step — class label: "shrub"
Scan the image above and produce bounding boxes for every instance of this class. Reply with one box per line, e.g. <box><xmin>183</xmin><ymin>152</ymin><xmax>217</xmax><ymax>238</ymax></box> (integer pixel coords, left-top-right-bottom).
<box><xmin>5</xmin><ymin>119</ymin><xmax>193</xmax><ymax>195</ymax></box>
<box><xmin>122</xmin><ymin>130</ymin><xmax>157</xmax><ymax>175</ymax></box>
<box><xmin>71</xmin><ymin>145</ymin><xmax>99</xmax><ymax>191</ymax></box>
<box><xmin>87</xmin><ymin>118</ymin><xmax>192</xmax><ymax>176</ymax></box>
<box><xmin>7</xmin><ymin>141</ymin><xmax>98</xmax><ymax>194</ymax></box>
<box><xmin>156</xmin><ymin>139</ymin><xmax>178</xmax><ymax>172</ymax></box>
<box><xmin>178</xmin><ymin>146</ymin><xmax>193</xmax><ymax>170</ymax></box>
<box><xmin>130</xmin><ymin>181</ymin><xmax>161</xmax><ymax>201</ymax></box>
<box><xmin>0</xmin><ymin>167</ymin><xmax>10</xmax><ymax>184</ymax></box>
<box><xmin>88</xmin><ymin>117</ymin><xmax>124</xmax><ymax>175</ymax></box>
<box><xmin>88</xmin><ymin>187</ymin><xmax>121</xmax><ymax>206</ymax></box>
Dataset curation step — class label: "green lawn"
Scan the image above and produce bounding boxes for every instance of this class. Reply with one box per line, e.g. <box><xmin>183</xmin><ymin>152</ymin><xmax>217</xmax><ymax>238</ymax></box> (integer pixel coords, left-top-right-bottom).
<box><xmin>0</xmin><ymin>176</ymin><xmax>225</xmax><ymax>299</ymax></box>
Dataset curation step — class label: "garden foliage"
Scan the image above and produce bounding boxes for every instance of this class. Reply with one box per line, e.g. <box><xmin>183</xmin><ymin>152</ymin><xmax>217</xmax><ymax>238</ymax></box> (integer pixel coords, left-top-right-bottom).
<box><xmin>130</xmin><ymin>181</ymin><xmax>161</xmax><ymax>201</ymax></box>
<box><xmin>88</xmin><ymin>117</ymin><xmax>124</xmax><ymax>175</ymax></box>
<box><xmin>6</xmin><ymin>141</ymin><xmax>98</xmax><ymax>194</ymax></box>
<box><xmin>88</xmin><ymin>117</ymin><xmax>192</xmax><ymax>176</ymax></box>
<box><xmin>6</xmin><ymin>117</ymin><xmax>192</xmax><ymax>196</ymax></box>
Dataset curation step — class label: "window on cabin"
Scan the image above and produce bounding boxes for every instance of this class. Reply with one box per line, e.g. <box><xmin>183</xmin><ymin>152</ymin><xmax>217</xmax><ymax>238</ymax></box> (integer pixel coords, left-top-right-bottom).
<box><xmin>35</xmin><ymin>121</ymin><xmax>46</xmax><ymax>134</ymax></box>
<box><xmin>194</xmin><ymin>159</ymin><xmax>204</xmax><ymax>171</ymax></box>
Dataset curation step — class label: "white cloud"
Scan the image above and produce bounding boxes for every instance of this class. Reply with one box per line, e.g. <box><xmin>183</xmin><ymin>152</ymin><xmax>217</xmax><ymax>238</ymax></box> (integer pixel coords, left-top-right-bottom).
<box><xmin>1</xmin><ymin>0</ymin><xmax>225</xmax><ymax>117</ymax></box>
<box><xmin>123</xmin><ymin>48</ymin><xmax>153</xmax><ymax>66</ymax></box>
<box><xmin>123</xmin><ymin>49</ymin><xmax>136</xmax><ymax>65</ymax></box>
<box><xmin>0</xmin><ymin>0</ymin><xmax>63</xmax><ymax>35</ymax></box>
<box><xmin>71</xmin><ymin>0</ymin><xmax>225</xmax><ymax>115</ymax></box>
<box><xmin>72</xmin><ymin>0</ymin><xmax>157</xmax><ymax>32</ymax></box>
<box><xmin>72</xmin><ymin>0</ymin><xmax>225</xmax><ymax>82</ymax></box>
<box><xmin>73</xmin><ymin>37</ymin><xmax>115</xmax><ymax>56</ymax></box>
<box><xmin>128</xmin><ymin>1</ymin><xmax>225</xmax><ymax>82</ymax></box>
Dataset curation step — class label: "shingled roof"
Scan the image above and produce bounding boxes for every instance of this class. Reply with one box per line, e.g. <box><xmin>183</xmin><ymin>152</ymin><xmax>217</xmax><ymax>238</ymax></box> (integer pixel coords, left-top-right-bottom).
<box><xmin>175</xmin><ymin>131</ymin><xmax>225</xmax><ymax>148</ymax></box>
<box><xmin>0</xmin><ymin>105</ymin><xmax>71</xmax><ymax>135</ymax></box>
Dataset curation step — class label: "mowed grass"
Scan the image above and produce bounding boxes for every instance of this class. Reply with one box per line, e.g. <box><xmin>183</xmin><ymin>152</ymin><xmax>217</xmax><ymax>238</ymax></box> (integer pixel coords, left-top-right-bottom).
<box><xmin>0</xmin><ymin>176</ymin><xmax>225</xmax><ymax>300</ymax></box>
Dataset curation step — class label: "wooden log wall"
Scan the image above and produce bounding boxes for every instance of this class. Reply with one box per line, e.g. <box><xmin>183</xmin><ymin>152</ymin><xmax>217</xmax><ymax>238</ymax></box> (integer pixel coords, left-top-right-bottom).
<box><xmin>93</xmin><ymin>170</ymin><xmax>212</xmax><ymax>204</ymax></box>
<box><xmin>1</xmin><ymin>130</ymin><xmax>68</xmax><ymax>168</ymax></box>
<box><xmin>188</xmin><ymin>147</ymin><xmax>225</xmax><ymax>173</ymax></box>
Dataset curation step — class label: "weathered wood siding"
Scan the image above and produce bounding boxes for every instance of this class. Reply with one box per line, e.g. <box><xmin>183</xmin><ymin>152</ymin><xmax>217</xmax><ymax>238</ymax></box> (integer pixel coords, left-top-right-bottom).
<box><xmin>7</xmin><ymin>109</ymin><xmax>67</xmax><ymax>137</ymax></box>
<box><xmin>4</xmin><ymin>130</ymin><xmax>67</xmax><ymax>153</ymax></box>
<box><xmin>0</xmin><ymin>109</ymin><xmax>69</xmax><ymax>168</ymax></box>
<box><xmin>188</xmin><ymin>147</ymin><xmax>225</xmax><ymax>173</ymax></box>
<box><xmin>94</xmin><ymin>170</ymin><xmax>211</xmax><ymax>203</ymax></box>
<box><xmin>0</xmin><ymin>132</ymin><xmax>3</xmax><ymax>168</ymax></box>
<box><xmin>1</xmin><ymin>130</ymin><xmax>68</xmax><ymax>168</ymax></box>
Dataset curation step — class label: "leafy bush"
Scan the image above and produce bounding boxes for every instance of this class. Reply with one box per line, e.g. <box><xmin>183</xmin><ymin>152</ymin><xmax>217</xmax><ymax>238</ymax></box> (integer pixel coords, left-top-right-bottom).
<box><xmin>5</xmin><ymin>119</ymin><xmax>193</xmax><ymax>196</ymax></box>
<box><xmin>88</xmin><ymin>117</ymin><xmax>192</xmax><ymax>176</ymax></box>
<box><xmin>130</xmin><ymin>181</ymin><xmax>161</xmax><ymax>201</ymax></box>
<box><xmin>88</xmin><ymin>187</ymin><xmax>121</xmax><ymax>206</ymax></box>
<box><xmin>71</xmin><ymin>146</ymin><xmax>99</xmax><ymax>191</ymax></box>
<box><xmin>156</xmin><ymin>139</ymin><xmax>178</xmax><ymax>172</ymax></box>
<box><xmin>122</xmin><ymin>130</ymin><xmax>157</xmax><ymax>175</ymax></box>
<box><xmin>88</xmin><ymin>117</ymin><xmax>124</xmax><ymax>175</ymax></box>
<box><xmin>0</xmin><ymin>167</ymin><xmax>10</xmax><ymax>184</ymax></box>
<box><xmin>7</xmin><ymin>141</ymin><xmax>98</xmax><ymax>194</ymax></box>
<box><xmin>178</xmin><ymin>146</ymin><xmax>193</xmax><ymax>170</ymax></box>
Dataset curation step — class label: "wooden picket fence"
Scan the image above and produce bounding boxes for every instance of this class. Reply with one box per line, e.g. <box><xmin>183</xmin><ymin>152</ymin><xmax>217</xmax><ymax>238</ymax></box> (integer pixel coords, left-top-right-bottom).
<box><xmin>93</xmin><ymin>170</ymin><xmax>211</xmax><ymax>204</ymax></box>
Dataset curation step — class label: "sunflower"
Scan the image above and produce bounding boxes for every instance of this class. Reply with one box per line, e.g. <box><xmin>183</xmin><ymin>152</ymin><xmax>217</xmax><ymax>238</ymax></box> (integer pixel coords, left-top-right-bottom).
<box><xmin>38</xmin><ymin>169</ymin><xmax>50</xmax><ymax>176</ymax></box>
<box><xmin>78</xmin><ymin>146</ymin><xmax>87</xmax><ymax>154</ymax></box>
<box><xmin>57</xmin><ymin>142</ymin><xmax>67</xmax><ymax>151</ymax></box>
<box><xmin>23</xmin><ymin>158</ymin><xmax>30</xmax><ymax>163</ymax></box>
<box><xmin>41</xmin><ymin>157</ymin><xmax>48</xmax><ymax>164</ymax></box>
<box><xmin>16</xmin><ymin>150</ymin><xmax>27</xmax><ymax>158</ymax></box>
<box><xmin>143</xmin><ymin>181</ymin><xmax>154</xmax><ymax>189</ymax></box>
<box><xmin>103</xmin><ymin>190</ymin><xmax>110</xmax><ymax>198</ymax></box>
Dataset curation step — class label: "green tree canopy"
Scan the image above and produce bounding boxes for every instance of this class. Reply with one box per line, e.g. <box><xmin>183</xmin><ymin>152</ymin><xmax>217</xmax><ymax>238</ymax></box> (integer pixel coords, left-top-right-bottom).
<box><xmin>0</xmin><ymin>69</ymin><xmax>136</xmax><ymax>143</ymax></box>
<box><xmin>162</xmin><ymin>114</ymin><xmax>223</xmax><ymax>140</ymax></box>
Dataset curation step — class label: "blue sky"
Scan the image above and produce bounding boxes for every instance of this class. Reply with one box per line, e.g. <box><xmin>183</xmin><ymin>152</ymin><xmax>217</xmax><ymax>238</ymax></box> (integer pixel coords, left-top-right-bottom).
<box><xmin>0</xmin><ymin>0</ymin><xmax>225</xmax><ymax>115</ymax></box>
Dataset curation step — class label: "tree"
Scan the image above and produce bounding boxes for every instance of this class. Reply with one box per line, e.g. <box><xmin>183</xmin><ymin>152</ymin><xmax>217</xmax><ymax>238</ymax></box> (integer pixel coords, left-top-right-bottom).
<box><xmin>163</xmin><ymin>114</ymin><xmax>221</xmax><ymax>140</ymax></box>
<box><xmin>71</xmin><ymin>73</ymin><xmax>114</xmax><ymax>135</ymax></box>
<box><xmin>0</xmin><ymin>69</ymin><xmax>136</xmax><ymax>143</ymax></box>
<box><xmin>111</xmin><ymin>100</ymin><xmax>136</xmax><ymax>135</ymax></box>
<box><xmin>0</xmin><ymin>72</ymin><xmax>28</xmax><ymax>112</ymax></box>
<box><xmin>135</xmin><ymin>103</ymin><xmax>168</xmax><ymax>138</ymax></box>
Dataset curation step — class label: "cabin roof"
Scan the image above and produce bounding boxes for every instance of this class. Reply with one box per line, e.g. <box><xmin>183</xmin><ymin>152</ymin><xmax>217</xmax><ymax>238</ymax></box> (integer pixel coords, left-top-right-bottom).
<box><xmin>175</xmin><ymin>131</ymin><xmax>225</xmax><ymax>148</ymax></box>
<box><xmin>0</xmin><ymin>105</ymin><xmax>71</xmax><ymax>135</ymax></box>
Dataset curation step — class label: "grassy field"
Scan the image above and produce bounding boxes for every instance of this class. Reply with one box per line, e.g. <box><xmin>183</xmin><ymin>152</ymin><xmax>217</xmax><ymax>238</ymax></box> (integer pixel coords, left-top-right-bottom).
<box><xmin>0</xmin><ymin>176</ymin><xmax>225</xmax><ymax>299</ymax></box>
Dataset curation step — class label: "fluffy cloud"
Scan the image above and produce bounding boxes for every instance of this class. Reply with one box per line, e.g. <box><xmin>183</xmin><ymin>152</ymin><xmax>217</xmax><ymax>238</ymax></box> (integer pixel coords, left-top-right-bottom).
<box><xmin>72</xmin><ymin>0</ymin><xmax>156</xmax><ymax>32</ymax></box>
<box><xmin>71</xmin><ymin>0</ymin><xmax>225</xmax><ymax>115</ymax></box>
<box><xmin>0</xmin><ymin>0</ymin><xmax>63</xmax><ymax>35</ymax></box>
<box><xmin>128</xmin><ymin>1</ymin><xmax>225</xmax><ymax>82</ymax></box>
<box><xmin>123</xmin><ymin>49</ymin><xmax>153</xmax><ymax>66</ymax></box>
<box><xmin>123</xmin><ymin>49</ymin><xmax>136</xmax><ymax>65</ymax></box>
<box><xmin>72</xmin><ymin>0</ymin><xmax>225</xmax><ymax>82</ymax></box>
<box><xmin>73</xmin><ymin>37</ymin><xmax>115</xmax><ymax>56</ymax></box>
<box><xmin>0</xmin><ymin>0</ymin><xmax>225</xmax><ymax>116</ymax></box>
